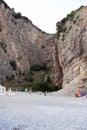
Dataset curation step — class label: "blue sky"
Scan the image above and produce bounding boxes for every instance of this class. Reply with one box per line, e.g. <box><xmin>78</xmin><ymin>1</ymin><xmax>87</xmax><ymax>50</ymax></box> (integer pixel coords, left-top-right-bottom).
<box><xmin>5</xmin><ymin>0</ymin><xmax>87</xmax><ymax>33</ymax></box>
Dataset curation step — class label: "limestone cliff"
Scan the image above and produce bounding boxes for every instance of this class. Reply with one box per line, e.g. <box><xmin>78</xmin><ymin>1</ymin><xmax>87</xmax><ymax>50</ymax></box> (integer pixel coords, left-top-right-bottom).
<box><xmin>0</xmin><ymin>0</ymin><xmax>87</xmax><ymax>95</ymax></box>
<box><xmin>56</xmin><ymin>6</ymin><xmax>87</xmax><ymax>95</ymax></box>
<box><xmin>0</xmin><ymin>0</ymin><xmax>62</xmax><ymax>89</ymax></box>
<box><xmin>0</xmin><ymin>0</ymin><xmax>49</xmax><ymax>81</ymax></box>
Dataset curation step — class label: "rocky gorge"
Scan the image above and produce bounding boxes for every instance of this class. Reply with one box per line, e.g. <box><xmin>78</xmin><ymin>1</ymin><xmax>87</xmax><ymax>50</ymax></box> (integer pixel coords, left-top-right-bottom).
<box><xmin>0</xmin><ymin>0</ymin><xmax>87</xmax><ymax>96</ymax></box>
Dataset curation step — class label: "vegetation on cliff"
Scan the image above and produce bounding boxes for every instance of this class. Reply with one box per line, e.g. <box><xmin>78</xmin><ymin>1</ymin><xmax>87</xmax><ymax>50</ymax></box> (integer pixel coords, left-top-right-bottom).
<box><xmin>4</xmin><ymin>64</ymin><xmax>59</xmax><ymax>92</ymax></box>
<box><xmin>56</xmin><ymin>6</ymin><xmax>83</xmax><ymax>39</ymax></box>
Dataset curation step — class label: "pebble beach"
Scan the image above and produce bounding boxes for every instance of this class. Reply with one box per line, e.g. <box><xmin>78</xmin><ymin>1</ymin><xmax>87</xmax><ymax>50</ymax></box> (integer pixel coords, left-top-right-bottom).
<box><xmin>0</xmin><ymin>92</ymin><xmax>87</xmax><ymax>130</ymax></box>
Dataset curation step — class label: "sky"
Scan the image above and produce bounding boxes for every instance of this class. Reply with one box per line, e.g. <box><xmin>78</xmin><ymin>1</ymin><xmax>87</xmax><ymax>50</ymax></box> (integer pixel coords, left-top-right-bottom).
<box><xmin>5</xmin><ymin>0</ymin><xmax>87</xmax><ymax>33</ymax></box>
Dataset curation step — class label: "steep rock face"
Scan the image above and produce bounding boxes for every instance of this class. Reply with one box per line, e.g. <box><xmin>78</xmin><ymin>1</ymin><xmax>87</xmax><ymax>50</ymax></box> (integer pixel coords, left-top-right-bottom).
<box><xmin>0</xmin><ymin>1</ymin><xmax>49</xmax><ymax>82</ymax></box>
<box><xmin>0</xmin><ymin>0</ymin><xmax>62</xmax><ymax>88</ymax></box>
<box><xmin>45</xmin><ymin>36</ymin><xmax>63</xmax><ymax>87</ymax></box>
<box><xmin>56</xmin><ymin>6</ymin><xmax>87</xmax><ymax>95</ymax></box>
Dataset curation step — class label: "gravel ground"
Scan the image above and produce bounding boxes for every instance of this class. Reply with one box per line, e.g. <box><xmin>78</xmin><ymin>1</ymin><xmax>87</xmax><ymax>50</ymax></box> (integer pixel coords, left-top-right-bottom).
<box><xmin>0</xmin><ymin>92</ymin><xmax>87</xmax><ymax>130</ymax></box>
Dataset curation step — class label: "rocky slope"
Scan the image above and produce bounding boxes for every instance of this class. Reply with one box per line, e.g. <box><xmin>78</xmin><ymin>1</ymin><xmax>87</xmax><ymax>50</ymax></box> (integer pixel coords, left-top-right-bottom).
<box><xmin>0</xmin><ymin>0</ymin><xmax>87</xmax><ymax>95</ymax></box>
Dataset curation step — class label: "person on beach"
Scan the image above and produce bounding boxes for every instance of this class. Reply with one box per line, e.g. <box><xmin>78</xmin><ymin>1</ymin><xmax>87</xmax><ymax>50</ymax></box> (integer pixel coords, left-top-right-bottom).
<box><xmin>77</xmin><ymin>89</ymin><xmax>81</xmax><ymax>97</ymax></box>
<box><xmin>6</xmin><ymin>88</ymin><xmax>13</xmax><ymax>96</ymax></box>
<box><xmin>29</xmin><ymin>88</ymin><xmax>32</xmax><ymax>94</ymax></box>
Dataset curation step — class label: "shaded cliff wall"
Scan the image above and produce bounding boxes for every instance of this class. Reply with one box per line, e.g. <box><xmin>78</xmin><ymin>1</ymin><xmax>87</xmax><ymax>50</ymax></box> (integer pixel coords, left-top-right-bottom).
<box><xmin>44</xmin><ymin>36</ymin><xmax>63</xmax><ymax>88</ymax></box>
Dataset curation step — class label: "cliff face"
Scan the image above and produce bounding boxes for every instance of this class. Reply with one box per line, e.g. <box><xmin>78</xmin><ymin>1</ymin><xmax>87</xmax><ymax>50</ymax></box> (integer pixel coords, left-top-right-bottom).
<box><xmin>56</xmin><ymin>6</ymin><xmax>87</xmax><ymax>95</ymax></box>
<box><xmin>0</xmin><ymin>1</ymin><xmax>87</xmax><ymax>95</ymax></box>
<box><xmin>0</xmin><ymin>1</ymin><xmax>49</xmax><ymax>81</ymax></box>
<box><xmin>0</xmin><ymin>1</ymin><xmax>62</xmax><ymax>88</ymax></box>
